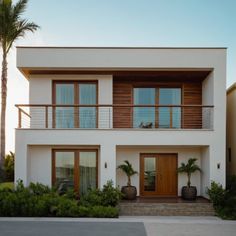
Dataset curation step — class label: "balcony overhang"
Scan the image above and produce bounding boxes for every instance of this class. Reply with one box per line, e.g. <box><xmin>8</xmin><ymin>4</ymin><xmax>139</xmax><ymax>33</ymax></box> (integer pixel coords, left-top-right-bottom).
<box><xmin>16</xmin><ymin>46</ymin><xmax>225</xmax><ymax>79</ymax></box>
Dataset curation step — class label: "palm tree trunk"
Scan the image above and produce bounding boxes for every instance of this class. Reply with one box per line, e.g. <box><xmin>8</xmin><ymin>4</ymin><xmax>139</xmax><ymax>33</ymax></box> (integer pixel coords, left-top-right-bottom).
<box><xmin>127</xmin><ymin>176</ymin><xmax>131</xmax><ymax>186</ymax></box>
<box><xmin>187</xmin><ymin>173</ymin><xmax>191</xmax><ymax>187</ymax></box>
<box><xmin>0</xmin><ymin>50</ymin><xmax>7</xmax><ymax>176</ymax></box>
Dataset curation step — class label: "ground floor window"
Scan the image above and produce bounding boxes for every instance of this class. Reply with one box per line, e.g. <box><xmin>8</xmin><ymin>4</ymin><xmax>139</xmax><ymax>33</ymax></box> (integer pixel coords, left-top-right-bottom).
<box><xmin>52</xmin><ymin>149</ymin><xmax>98</xmax><ymax>195</ymax></box>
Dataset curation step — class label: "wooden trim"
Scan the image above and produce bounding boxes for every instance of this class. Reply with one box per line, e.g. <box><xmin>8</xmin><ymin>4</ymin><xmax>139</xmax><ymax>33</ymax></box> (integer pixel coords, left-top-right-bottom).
<box><xmin>45</xmin><ymin>106</ymin><xmax>48</xmax><ymax>128</ymax></box>
<box><xmin>74</xmin><ymin>82</ymin><xmax>79</xmax><ymax>128</ymax></box>
<box><xmin>155</xmin><ymin>88</ymin><xmax>159</xmax><ymax>128</ymax></box>
<box><xmin>74</xmin><ymin>150</ymin><xmax>79</xmax><ymax>192</ymax></box>
<box><xmin>16</xmin><ymin>104</ymin><xmax>214</xmax><ymax>108</ymax></box>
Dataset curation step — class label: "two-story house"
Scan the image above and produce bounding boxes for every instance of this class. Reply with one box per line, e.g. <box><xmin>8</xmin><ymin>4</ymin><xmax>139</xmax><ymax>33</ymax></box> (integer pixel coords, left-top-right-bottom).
<box><xmin>15</xmin><ymin>47</ymin><xmax>226</xmax><ymax>198</ymax></box>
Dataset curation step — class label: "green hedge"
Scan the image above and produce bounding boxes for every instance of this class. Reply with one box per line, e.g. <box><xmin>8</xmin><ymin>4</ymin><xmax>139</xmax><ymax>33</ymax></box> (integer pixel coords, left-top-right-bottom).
<box><xmin>207</xmin><ymin>176</ymin><xmax>236</xmax><ymax>220</ymax></box>
<box><xmin>0</xmin><ymin>180</ymin><xmax>120</xmax><ymax>218</ymax></box>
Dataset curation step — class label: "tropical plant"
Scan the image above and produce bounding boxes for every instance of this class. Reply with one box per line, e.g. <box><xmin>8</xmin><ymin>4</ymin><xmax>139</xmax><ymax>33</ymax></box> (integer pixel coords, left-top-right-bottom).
<box><xmin>3</xmin><ymin>151</ymin><xmax>14</xmax><ymax>181</ymax></box>
<box><xmin>0</xmin><ymin>0</ymin><xmax>39</xmax><ymax>174</ymax></box>
<box><xmin>177</xmin><ymin>158</ymin><xmax>201</xmax><ymax>187</ymax></box>
<box><xmin>117</xmin><ymin>160</ymin><xmax>138</xmax><ymax>186</ymax></box>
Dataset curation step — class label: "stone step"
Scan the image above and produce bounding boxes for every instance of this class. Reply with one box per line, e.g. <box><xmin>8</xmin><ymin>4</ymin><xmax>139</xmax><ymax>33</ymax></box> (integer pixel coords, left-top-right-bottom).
<box><xmin>119</xmin><ymin>203</ymin><xmax>215</xmax><ymax>216</ymax></box>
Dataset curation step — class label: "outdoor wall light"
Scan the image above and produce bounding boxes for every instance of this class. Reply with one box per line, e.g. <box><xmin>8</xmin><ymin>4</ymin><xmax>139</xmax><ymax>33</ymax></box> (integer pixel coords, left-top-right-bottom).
<box><xmin>105</xmin><ymin>162</ymin><xmax>107</xmax><ymax>168</ymax></box>
<box><xmin>217</xmin><ymin>163</ymin><xmax>220</xmax><ymax>169</ymax></box>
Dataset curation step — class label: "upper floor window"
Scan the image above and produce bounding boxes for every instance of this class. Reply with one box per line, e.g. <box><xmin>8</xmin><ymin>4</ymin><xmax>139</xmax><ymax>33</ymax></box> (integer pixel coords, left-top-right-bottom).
<box><xmin>54</xmin><ymin>81</ymin><xmax>97</xmax><ymax>128</ymax></box>
<box><xmin>133</xmin><ymin>87</ymin><xmax>181</xmax><ymax>128</ymax></box>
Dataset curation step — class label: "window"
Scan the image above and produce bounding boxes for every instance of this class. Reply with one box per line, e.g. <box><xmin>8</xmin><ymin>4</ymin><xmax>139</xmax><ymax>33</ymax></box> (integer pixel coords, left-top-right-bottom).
<box><xmin>55</xmin><ymin>84</ymin><xmax>74</xmax><ymax>128</ymax></box>
<box><xmin>79</xmin><ymin>84</ymin><xmax>97</xmax><ymax>128</ymax></box>
<box><xmin>54</xmin><ymin>82</ymin><xmax>97</xmax><ymax>128</ymax></box>
<box><xmin>52</xmin><ymin>150</ymin><xmax>98</xmax><ymax>195</ymax></box>
<box><xmin>133</xmin><ymin>87</ymin><xmax>181</xmax><ymax>128</ymax></box>
<box><xmin>133</xmin><ymin>88</ymin><xmax>155</xmax><ymax>128</ymax></box>
<box><xmin>159</xmin><ymin>88</ymin><xmax>181</xmax><ymax>128</ymax></box>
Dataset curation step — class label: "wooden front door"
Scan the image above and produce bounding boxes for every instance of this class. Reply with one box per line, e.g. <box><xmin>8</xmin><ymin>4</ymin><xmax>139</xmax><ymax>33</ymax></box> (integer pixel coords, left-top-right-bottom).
<box><xmin>140</xmin><ymin>154</ymin><xmax>177</xmax><ymax>196</ymax></box>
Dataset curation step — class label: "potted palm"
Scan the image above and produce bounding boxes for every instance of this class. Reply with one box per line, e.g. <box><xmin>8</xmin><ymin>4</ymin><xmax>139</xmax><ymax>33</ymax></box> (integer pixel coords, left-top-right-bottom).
<box><xmin>177</xmin><ymin>158</ymin><xmax>201</xmax><ymax>200</ymax></box>
<box><xmin>117</xmin><ymin>160</ymin><xmax>138</xmax><ymax>200</ymax></box>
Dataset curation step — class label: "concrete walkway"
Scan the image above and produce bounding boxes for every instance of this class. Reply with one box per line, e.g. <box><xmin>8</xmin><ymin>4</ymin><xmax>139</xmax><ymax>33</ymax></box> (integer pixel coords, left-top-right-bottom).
<box><xmin>0</xmin><ymin>216</ymin><xmax>236</xmax><ymax>236</ymax></box>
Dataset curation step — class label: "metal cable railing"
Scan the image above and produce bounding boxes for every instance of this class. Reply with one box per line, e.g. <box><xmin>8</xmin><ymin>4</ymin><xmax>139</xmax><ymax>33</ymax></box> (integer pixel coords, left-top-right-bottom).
<box><xmin>15</xmin><ymin>104</ymin><xmax>214</xmax><ymax>130</ymax></box>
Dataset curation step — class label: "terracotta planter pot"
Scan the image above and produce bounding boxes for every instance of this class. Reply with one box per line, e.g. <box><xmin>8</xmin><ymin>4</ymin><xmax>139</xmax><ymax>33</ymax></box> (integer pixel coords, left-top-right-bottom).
<box><xmin>121</xmin><ymin>186</ymin><xmax>137</xmax><ymax>200</ymax></box>
<box><xmin>181</xmin><ymin>186</ymin><xmax>197</xmax><ymax>200</ymax></box>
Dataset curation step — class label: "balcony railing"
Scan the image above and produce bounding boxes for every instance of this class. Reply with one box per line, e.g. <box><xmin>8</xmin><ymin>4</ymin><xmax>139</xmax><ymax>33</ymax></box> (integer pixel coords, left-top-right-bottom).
<box><xmin>15</xmin><ymin>104</ymin><xmax>214</xmax><ymax>130</ymax></box>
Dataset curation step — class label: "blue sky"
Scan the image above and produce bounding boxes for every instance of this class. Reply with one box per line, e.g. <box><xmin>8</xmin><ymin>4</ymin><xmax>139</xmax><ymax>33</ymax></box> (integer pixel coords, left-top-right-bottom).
<box><xmin>4</xmin><ymin>0</ymin><xmax>236</xmax><ymax>151</ymax></box>
<box><xmin>21</xmin><ymin>0</ymin><xmax>236</xmax><ymax>84</ymax></box>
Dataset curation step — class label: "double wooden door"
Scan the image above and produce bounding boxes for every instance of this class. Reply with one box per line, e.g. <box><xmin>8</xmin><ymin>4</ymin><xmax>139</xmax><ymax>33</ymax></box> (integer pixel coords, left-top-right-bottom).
<box><xmin>140</xmin><ymin>154</ymin><xmax>177</xmax><ymax>196</ymax></box>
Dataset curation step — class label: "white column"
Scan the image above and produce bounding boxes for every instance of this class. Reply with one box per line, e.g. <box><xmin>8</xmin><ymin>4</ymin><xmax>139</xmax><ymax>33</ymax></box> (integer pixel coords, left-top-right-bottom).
<box><xmin>99</xmin><ymin>143</ymin><xmax>116</xmax><ymax>188</ymax></box>
<box><xmin>15</xmin><ymin>133</ymin><xmax>28</xmax><ymax>186</ymax></box>
<box><xmin>201</xmin><ymin>146</ymin><xmax>210</xmax><ymax>198</ymax></box>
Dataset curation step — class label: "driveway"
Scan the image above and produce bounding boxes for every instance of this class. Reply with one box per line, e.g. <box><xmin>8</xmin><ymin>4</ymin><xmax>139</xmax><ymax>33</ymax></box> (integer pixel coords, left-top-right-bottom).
<box><xmin>0</xmin><ymin>216</ymin><xmax>236</xmax><ymax>236</ymax></box>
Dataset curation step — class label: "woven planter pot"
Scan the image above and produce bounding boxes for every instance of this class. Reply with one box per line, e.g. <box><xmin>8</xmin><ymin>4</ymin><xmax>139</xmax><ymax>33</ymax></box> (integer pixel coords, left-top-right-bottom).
<box><xmin>181</xmin><ymin>186</ymin><xmax>197</xmax><ymax>200</ymax></box>
<box><xmin>121</xmin><ymin>186</ymin><xmax>137</xmax><ymax>200</ymax></box>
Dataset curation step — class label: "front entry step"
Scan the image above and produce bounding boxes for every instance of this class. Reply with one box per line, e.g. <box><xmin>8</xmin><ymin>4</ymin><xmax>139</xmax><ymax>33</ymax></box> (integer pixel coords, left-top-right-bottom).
<box><xmin>119</xmin><ymin>202</ymin><xmax>215</xmax><ymax>216</ymax></box>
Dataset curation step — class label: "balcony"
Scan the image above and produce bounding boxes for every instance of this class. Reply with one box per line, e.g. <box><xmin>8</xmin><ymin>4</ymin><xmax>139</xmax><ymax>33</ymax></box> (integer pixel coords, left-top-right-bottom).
<box><xmin>16</xmin><ymin>104</ymin><xmax>214</xmax><ymax>130</ymax></box>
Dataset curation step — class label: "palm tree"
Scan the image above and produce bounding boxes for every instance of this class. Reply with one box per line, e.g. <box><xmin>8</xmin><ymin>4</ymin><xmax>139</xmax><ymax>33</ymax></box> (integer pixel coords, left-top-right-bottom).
<box><xmin>177</xmin><ymin>158</ymin><xmax>201</xmax><ymax>187</ymax></box>
<box><xmin>0</xmin><ymin>0</ymin><xmax>39</xmax><ymax>173</ymax></box>
<box><xmin>117</xmin><ymin>160</ymin><xmax>138</xmax><ymax>186</ymax></box>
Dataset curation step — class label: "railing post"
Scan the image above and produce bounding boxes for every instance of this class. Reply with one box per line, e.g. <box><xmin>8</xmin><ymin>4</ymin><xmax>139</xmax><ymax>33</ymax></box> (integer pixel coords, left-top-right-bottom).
<box><xmin>45</xmin><ymin>106</ymin><xmax>48</xmax><ymax>128</ymax></box>
<box><xmin>18</xmin><ymin>108</ymin><xmax>22</xmax><ymax>128</ymax></box>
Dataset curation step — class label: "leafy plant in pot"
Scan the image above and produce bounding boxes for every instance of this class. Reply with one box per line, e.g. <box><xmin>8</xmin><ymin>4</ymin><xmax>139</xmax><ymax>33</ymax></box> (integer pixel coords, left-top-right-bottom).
<box><xmin>117</xmin><ymin>160</ymin><xmax>138</xmax><ymax>200</ymax></box>
<box><xmin>177</xmin><ymin>158</ymin><xmax>201</xmax><ymax>200</ymax></box>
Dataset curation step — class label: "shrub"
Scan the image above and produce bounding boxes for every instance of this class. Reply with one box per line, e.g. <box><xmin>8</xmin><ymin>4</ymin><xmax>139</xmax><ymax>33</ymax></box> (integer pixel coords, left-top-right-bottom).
<box><xmin>55</xmin><ymin>197</ymin><xmax>80</xmax><ymax>217</ymax></box>
<box><xmin>79</xmin><ymin>188</ymin><xmax>103</xmax><ymax>207</ymax></box>
<box><xmin>0</xmin><ymin>180</ymin><xmax>120</xmax><ymax>218</ymax></box>
<box><xmin>207</xmin><ymin>180</ymin><xmax>236</xmax><ymax>220</ymax></box>
<box><xmin>79</xmin><ymin>180</ymin><xmax>122</xmax><ymax>207</ymax></box>
<box><xmin>29</xmin><ymin>182</ymin><xmax>51</xmax><ymax>196</ymax></box>
<box><xmin>207</xmin><ymin>181</ymin><xmax>226</xmax><ymax>208</ymax></box>
<box><xmin>89</xmin><ymin>206</ymin><xmax>119</xmax><ymax>218</ymax></box>
<box><xmin>101</xmin><ymin>180</ymin><xmax>122</xmax><ymax>207</ymax></box>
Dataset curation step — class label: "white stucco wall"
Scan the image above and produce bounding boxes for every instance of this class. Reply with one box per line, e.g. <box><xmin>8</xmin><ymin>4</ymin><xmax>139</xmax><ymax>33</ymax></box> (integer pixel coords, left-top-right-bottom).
<box><xmin>28</xmin><ymin>146</ymin><xmax>52</xmax><ymax>186</ymax></box>
<box><xmin>116</xmin><ymin>147</ymin><xmax>202</xmax><ymax>196</ymax></box>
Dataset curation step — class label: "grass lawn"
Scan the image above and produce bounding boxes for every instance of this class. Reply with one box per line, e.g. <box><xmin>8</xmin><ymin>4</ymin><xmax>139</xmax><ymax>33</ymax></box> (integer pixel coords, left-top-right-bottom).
<box><xmin>0</xmin><ymin>182</ymin><xmax>14</xmax><ymax>190</ymax></box>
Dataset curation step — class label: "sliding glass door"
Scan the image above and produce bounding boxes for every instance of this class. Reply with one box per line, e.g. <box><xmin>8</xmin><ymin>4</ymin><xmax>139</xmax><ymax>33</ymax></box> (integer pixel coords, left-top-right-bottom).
<box><xmin>54</xmin><ymin>82</ymin><xmax>97</xmax><ymax>128</ymax></box>
<box><xmin>133</xmin><ymin>87</ymin><xmax>181</xmax><ymax>128</ymax></box>
<box><xmin>52</xmin><ymin>150</ymin><xmax>98</xmax><ymax>195</ymax></box>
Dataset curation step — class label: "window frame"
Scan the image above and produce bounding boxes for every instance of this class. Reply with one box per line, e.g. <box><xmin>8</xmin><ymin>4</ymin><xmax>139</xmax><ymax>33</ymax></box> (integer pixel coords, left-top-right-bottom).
<box><xmin>52</xmin><ymin>81</ymin><xmax>98</xmax><ymax>128</ymax></box>
<box><xmin>132</xmin><ymin>85</ymin><xmax>182</xmax><ymax>128</ymax></box>
<box><xmin>52</xmin><ymin>149</ymin><xmax>98</xmax><ymax>193</ymax></box>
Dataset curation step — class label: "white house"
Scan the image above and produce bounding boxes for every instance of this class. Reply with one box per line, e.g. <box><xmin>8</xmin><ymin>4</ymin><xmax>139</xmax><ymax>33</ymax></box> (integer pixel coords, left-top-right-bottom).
<box><xmin>15</xmin><ymin>47</ymin><xmax>226</xmax><ymax>198</ymax></box>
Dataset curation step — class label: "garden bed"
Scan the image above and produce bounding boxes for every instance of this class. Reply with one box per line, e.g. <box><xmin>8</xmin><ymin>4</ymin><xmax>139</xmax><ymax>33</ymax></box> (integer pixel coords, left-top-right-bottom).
<box><xmin>0</xmin><ymin>180</ymin><xmax>121</xmax><ymax>218</ymax></box>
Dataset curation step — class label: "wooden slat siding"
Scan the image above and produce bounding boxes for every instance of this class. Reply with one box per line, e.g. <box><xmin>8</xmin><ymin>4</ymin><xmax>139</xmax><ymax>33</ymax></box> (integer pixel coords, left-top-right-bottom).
<box><xmin>113</xmin><ymin>81</ymin><xmax>132</xmax><ymax>128</ymax></box>
<box><xmin>113</xmin><ymin>77</ymin><xmax>203</xmax><ymax>129</ymax></box>
<box><xmin>183</xmin><ymin>83</ymin><xmax>202</xmax><ymax>129</ymax></box>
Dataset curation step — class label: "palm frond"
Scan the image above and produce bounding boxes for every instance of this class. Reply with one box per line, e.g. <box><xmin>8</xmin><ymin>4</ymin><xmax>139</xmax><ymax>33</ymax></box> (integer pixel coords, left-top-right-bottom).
<box><xmin>177</xmin><ymin>158</ymin><xmax>201</xmax><ymax>187</ymax></box>
<box><xmin>0</xmin><ymin>0</ymin><xmax>40</xmax><ymax>53</ymax></box>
